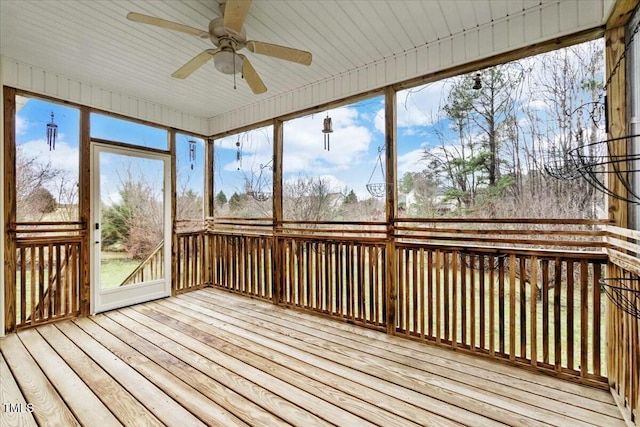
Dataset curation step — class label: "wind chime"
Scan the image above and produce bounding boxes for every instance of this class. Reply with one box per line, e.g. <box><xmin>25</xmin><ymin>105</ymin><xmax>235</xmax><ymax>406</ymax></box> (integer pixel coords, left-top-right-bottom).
<box><xmin>472</xmin><ymin>72</ymin><xmax>482</xmax><ymax>90</ymax></box>
<box><xmin>322</xmin><ymin>114</ymin><xmax>333</xmax><ymax>151</ymax></box>
<box><xmin>235</xmin><ymin>139</ymin><xmax>242</xmax><ymax>170</ymax></box>
<box><xmin>188</xmin><ymin>140</ymin><xmax>197</xmax><ymax>170</ymax></box>
<box><xmin>46</xmin><ymin>112</ymin><xmax>58</xmax><ymax>151</ymax></box>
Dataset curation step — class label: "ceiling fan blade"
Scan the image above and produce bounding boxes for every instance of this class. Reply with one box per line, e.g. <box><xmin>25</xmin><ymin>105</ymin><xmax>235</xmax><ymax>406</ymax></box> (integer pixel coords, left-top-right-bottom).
<box><xmin>223</xmin><ymin>0</ymin><xmax>252</xmax><ymax>34</ymax></box>
<box><xmin>246</xmin><ymin>41</ymin><xmax>312</xmax><ymax>66</ymax></box>
<box><xmin>127</xmin><ymin>12</ymin><xmax>209</xmax><ymax>38</ymax></box>
<box><xmin>172</xmin><ymin>50</ymin><xmax>218</xmax><ymax>79</ymax></box>
<box><xmin>239</xmin><ymin>54</ymin><xmax>267</xmax><ymax>94</ymax></box>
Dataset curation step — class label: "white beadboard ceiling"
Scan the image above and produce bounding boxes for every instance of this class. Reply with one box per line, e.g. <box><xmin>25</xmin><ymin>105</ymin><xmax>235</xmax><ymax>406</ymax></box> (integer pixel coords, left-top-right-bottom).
<box><xmin>0</xmin><ymin>0</ymin><xmax>615</xmax><ymax>135</ymax></box>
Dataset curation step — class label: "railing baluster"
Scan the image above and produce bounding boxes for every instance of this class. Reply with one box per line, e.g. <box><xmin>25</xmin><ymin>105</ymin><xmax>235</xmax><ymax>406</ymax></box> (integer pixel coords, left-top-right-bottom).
<box><xmin>489</xmin><ymin>255</ymin><xmax>495</xmax><ymax>356</ymax></box>
<box><xmin>435</xmin><ymin>250</ymin><xmax>441</xmax><ymax>343</ymax></box>
<box><xmin>419</xmin><ymin>248</ymin><xmax>425</xmax><ymax>339</ymax></box>
<box><xmin>460</xmin><ymin>252</ymin><xmax>466</xmax><ymax>346</ymax></box>
<box><xmin>479</xmin><ymin>254</ymin><xmax>485</xmax><ymax>351</ymax></box>
<box><xmin>509</xmin><ymin>254</ymin><xmax>516</xmax><ymax>361</ymax></box>
<box><xmin>470</xmin><ymin>253</ymin><xmax>477</xmax><ymax>352</ymax></box>
<box><xmin>592</xmin><ymin>262</ymin><xmax>601</xmax><ymax>376</ymax></box>
<box><xmin>444</xmin><ymin>251</ymin><xmax>450</xmax><ymax>343</ymax></box>
<box><xmin>580</xmin><ymin>259</ymin><xmax>588</xmax><ymax>378</ymax></box>
<box><xmin>498</xmin><ymin>256</ymin><xmax>505</xmax><ymax>355</ymax></box>
<box><xmin>452</xmin><ymin>251</ymin><xmax>458</xmax><ymax>348</ymax></box>
<box><xmin>530</xmin><ymin>257</ymin><xmax>538</xmax><ymax>367</ymax></box>
<box><xmin>519</xmin><ymin>256</ymin><xmax>527</xmax><ymax>359</ymax></box>
<box><xmin>542</xmin><ymin>259</ymin><xmax>550</xmax><ymax>365</ymax></box>
<box><xmin>30</xmin><ymin>245</ymin><xmax>36</xmax><ymax>326</ymax></box>
<box><xmin>554</xmin><ymin>258</ymin><xmax>562</xmax><ymax>372</ymax></box>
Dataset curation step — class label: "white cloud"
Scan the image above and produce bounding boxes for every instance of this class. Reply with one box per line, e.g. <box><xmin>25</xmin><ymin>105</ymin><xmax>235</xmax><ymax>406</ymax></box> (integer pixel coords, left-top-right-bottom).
<box><xmin>18</xmin><ymin>138</ymin><xmax>78</xmax><ymax>176</ymax></box>
<box><xmin>15</xmin><ymin>115</ymin><xmax>28</xmax><ymax>135</ymax></box>
<box><xmin>397</xmin><ymin>148</ymin><xmax>427</xmax><ymax>176</ymax></box>
<box><xmin>283</xmin><ymin>106</ymin><xmax>373</xmax><ymax>173</ymax></box>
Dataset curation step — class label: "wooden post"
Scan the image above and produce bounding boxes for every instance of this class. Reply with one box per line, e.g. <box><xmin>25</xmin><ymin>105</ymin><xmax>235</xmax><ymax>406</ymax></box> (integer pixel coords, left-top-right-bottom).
<box><xmin>204</xmin><ymin>138</ymin><xmax>215</xmax><ymax>218</ymax></box>
<box><xmin>3</xmin><ymin>87</ymin><xmax>16</xmax><ymax>333</ymax></box>
<box><xmin>272</xmin><ymin>119</ymin><xmax>284</xmax><ymax>304</ymax></box>
<box><xmin>604</xmin><ymin>1</ymin><xmax>639</xmax><ymax>417</ymax></box>
<box><xmin>79</xmin><ymin>107</ymin><xmax>91</xmax><ymax>316</ymax></box>
<box><xmin>169</xmin><ymin>130</ymin><xmax>178</xmax><ymax>296</ymax></box>
<box><xmin>384</xmin><ymin>86</ymin><xmax>397</xmax><ymax>335</ymax></box>
<box><xmin>605</xmin><ymin>18</ymin><xmax>628</xmax><ymax>396</ymax></box>
<box><xmin>204</xmin><ymin>138</ymin><xmax>214</xmax><ymax>286</ymax></box>
<box><xmin>606</xmin><ymin>24</ymin><xmax>629</xmax><ymax>229</ymax></box>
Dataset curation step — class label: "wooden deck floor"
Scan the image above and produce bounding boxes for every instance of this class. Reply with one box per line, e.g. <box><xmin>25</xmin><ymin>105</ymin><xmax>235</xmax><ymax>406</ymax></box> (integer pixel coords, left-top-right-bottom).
<box><xmin>0</xmin><ymin>288</ymin><xmax>626</xmax><ymax>427</ymax></box>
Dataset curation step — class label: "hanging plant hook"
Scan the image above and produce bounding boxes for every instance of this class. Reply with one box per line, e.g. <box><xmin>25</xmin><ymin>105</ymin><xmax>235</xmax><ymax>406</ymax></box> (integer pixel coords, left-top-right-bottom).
<box><xmin>366</xmin><ymin>146</ymin><xmax>387</xmax><ymax>198</ymax></box>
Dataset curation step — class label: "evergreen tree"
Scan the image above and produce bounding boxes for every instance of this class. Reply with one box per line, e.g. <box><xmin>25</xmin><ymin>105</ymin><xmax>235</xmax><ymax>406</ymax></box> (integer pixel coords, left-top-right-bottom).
<box><xmin>215</xmin><ymin>190</ymin><xmax>227</xmax><ymax>207</ymax></box>
<box><xmin>344</xmin><ymin>189</ymin><xmax>358</xmax><ymax>204</ymax></box>
<box><xmin>229</xmin><ymin>192</ymin><xmax>242</xmax><ymax>212</ymax></box>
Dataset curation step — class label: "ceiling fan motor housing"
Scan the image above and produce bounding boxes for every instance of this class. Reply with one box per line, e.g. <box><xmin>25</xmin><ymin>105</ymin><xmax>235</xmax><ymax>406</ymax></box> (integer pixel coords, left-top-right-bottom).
<box><xmin>209</xmin><ymin>17</ymin><xmax>247</xmax><ymax>47</ymax></box>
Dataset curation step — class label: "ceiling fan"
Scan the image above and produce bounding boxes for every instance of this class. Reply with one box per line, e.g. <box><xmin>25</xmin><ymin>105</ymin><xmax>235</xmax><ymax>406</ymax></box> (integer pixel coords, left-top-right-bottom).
<box><xmin>127</xmin><ymin>0</ymin><xmax>312</xmax><ymax>94</ymax></box>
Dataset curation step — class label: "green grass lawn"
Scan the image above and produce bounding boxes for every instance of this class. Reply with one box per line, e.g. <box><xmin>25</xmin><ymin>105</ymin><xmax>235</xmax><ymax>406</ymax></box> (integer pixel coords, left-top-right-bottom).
<box><xmin>100</xmin><ymin>251</ymin><xmax>140</xmax><ymax>289</ymax></box>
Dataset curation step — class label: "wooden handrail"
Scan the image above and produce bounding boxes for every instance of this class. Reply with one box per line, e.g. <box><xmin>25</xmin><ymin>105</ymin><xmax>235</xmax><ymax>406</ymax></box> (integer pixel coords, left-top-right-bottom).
<box><xmin>119</xmin><ymin>241</ymin><xmax>164</xmax><ymax>286</ymax></box>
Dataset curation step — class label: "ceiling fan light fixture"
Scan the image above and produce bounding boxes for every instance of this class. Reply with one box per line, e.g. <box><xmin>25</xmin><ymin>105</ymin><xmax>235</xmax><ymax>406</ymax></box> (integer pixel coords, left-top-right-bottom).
<box><xmin>214</xmin><ymin>49</ymin><xmax>243</xmax><ymax>74</ymax></box>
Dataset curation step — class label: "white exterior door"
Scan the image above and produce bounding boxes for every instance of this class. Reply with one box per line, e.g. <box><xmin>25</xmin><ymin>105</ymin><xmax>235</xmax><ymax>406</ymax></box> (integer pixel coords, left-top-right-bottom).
<box><xmin>91</xmin><ymin>143</ymin><xmax>171</xmax><ymax>313</ymax></box>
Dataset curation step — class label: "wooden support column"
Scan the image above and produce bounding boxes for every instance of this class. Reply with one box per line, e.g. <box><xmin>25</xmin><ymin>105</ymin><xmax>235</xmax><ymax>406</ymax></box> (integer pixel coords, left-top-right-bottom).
<box><xmin>204</xmin><ymin>138</ymin><xmax>215</xmax><ymax>218</ymax></box>
<box><xmin>3</xmin><ymin>87</ymin><xmax>16</xmax><ymax>333</ymax></box>
<box><xmin>169</xmin><ymin>130</ymin><xmax>178</xmax><ymax>296</ymax></box>
<box><xmin>606</xmin><ymin>26</ymin><xmax>629</xmax><ymax>228</ymax></box>
<box><xmin>79</xmin><ymin>107</ymin><xmax>91</xmax><ymax>316</ymax></box>
<box><xmin>384</xmin><ymin>86</ymin><xmax>397</xmax><ymax>335</ymax></box>
<box><xmin>604</xmin><ymin>0</ymin><xmax>637</xmax><ymax>405</ymax></box>
<box><xmin>204</xmin><ymin>138</ymin><xmax>214</xmax><ymax>286</ymax></box>
<box><xmin>272</xmin><ymin>119</ymin><xmax>284</xmax><ymax>304</ymax></box>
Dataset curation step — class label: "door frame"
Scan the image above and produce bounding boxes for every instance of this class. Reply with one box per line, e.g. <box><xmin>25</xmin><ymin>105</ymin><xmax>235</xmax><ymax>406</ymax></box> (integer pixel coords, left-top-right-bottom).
<box><xmin>90</xmin><ymin>142</ymin><xmax>171</xmax><ymax>314</ymax></box>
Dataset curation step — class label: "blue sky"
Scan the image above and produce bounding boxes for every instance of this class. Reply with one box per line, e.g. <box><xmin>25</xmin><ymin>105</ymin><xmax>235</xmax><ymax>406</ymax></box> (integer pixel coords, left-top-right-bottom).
<box><xmin>15</xmin><ymin>98</ymin><xmax>206</xmax><ymax>207</ymax></box>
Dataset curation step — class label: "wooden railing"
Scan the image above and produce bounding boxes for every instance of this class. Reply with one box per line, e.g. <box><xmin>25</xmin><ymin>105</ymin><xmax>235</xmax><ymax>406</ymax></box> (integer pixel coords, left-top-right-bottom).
<box><xmin>279</xmin><ymin>236</ymin><xmax>386</xmax><ymax>328</ymax></box>
<box><xmin>276</xmin><ymin>221</ymin><xmax>387</xmax><ymax>327</ymax></box>
<box><xmin>394</xmin><ymin>244</ymin><xmax>607</xmax><ymax>383</ymax></box>
<box><xmin>174</xmin><ymin>230</ymin><xmax>209</xmax><ymax>294</ymax></box>
<box><xmin>393</xmin><ymin>218</ymin><xmax>610</xmax><ymax>385</ymax></box>
<box><xmin>10</xmin><ymin>222</ymin><xmax>84</xmax><ymax>329</ymax></box>
<box><xmin>120</xmin><ymin>241</ymin><xmax>164</xmax><ymax>286</ymax></box>
<box><xmin>208</xmin><ymin>218</ymin><xmax>273</xmax><ymax>300</ymax></box>
<box><xmin>206</xmin><ymin>217</ymin><xmax>612</xmax><ymax>386</ymax></box>
<box><xmin>606</xmin><ymin>225</ymin><xmax>640</xmax><ymax>425</ymax></box>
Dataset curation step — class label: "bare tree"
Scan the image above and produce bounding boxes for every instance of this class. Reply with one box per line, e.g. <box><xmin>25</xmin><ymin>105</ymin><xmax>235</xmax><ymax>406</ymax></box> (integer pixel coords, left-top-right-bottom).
<box><xmin>284</xmin><ymin>176</ymin><xmax>345</xmax><ymax>221</ymax></box>
<box><xmin>15</xmin><ymin>145</ymin><xmax>69</xmax><ymax>221</ymax></box>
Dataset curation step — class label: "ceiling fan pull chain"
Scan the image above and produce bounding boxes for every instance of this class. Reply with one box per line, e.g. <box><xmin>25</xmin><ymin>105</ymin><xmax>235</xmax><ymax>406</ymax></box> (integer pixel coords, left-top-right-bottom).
<box><xmin>233</xmin><ymin>52</ymin><xmax>237</xmax><ymax>90</ymax></box>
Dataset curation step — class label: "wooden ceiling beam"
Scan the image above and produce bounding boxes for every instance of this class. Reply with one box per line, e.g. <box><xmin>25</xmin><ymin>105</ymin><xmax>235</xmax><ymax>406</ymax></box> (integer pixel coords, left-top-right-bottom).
<box><xmin>606</xmin><ymin>0</ymin><xmax>639</xmax><ymax>29</ymax></box>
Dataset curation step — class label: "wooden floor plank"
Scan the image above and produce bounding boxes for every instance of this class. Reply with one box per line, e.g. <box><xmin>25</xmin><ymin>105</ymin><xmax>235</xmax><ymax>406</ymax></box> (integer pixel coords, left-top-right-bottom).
<box><xmin>72</xmin><ymin>317</ymin><xmax>248</xmax><ymax>427</ymax></box>
<box><xmin>155</xmin><ymin>297</ymin><xmax>508</xmax><ymax>427</ymax></box>
<box><xmin>97</xmin><ymin>311</ymin><xmax>293</xmax><ymax>427</ymax></box>
<box><xmin>118</xmin><ymin>305</ymin><xmax>376</xmax><ymax>427</ymax></box>
<box><xmin>56</xmin><ymin>320</ymin><xmax>206</xmax><ymax>427</ymax></box>
<box><xmin>0</xmin><ymin>351</ymin><xmax>37</xmax><ymax>427</ymax></box>
<box><xmin>0</xmin><ymin>334</ymin><xmax>79</xmax><ymax>426</ymax></box>
<box><xmin>0</xmin><ymin>288</ymin><xmax>626</xmax><ymax>427</ymax></box>
<box><xmin>124</xmin><ymin>303</ymin><xmax>434</xmax><ymax>427</ymax></box>
<box><xmin>16</xmin><ymin>328</ymin><xmax>120</xmax><ymax>427</ymax></box>
<box><xmin>37</xmin><ymin>323</ymin><xmax>164</xmax><ymax>427</ymax></box>
<box><xmin>191</xmin><ymin>290</ymin><xmax>624</xmax><ymax>426</ymax></box>
<box><xmin>219</xmin><ymin>289</ymin><xmax>618</xmax><ymax>406</ymax></box>
<box><xmin>178</xmin><ymin>292</ymin><xmax>609</xmax><ymax>427</ymax></box>
<box><xmin>227</xmin><ymin>287</ymin><xmax>613</xmax><ymax>402</ymax></box>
